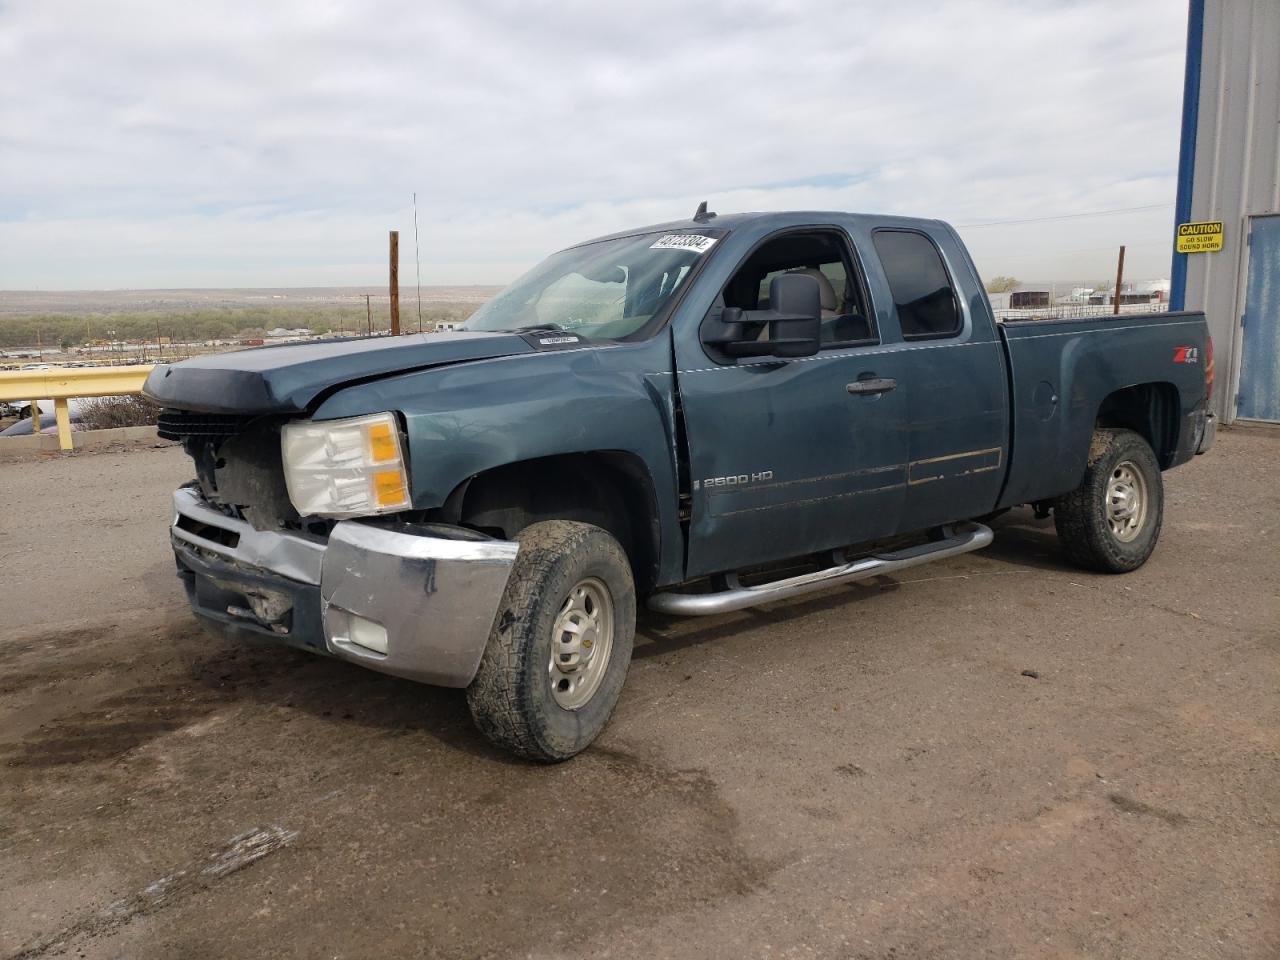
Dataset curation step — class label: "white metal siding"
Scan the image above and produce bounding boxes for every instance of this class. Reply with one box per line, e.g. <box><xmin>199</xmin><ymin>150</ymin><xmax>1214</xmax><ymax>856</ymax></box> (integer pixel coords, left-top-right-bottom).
<box><xmin>1184</xmin><ymin>0</ymin><xmax>1280</xmax><ymax>422</ymax></box>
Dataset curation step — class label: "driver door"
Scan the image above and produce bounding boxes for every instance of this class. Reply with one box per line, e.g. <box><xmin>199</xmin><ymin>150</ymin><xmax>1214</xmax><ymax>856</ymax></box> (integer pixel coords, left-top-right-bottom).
<box><xmin>674</xmin><ymin>226</ymin><xmax>909</xmax><ymax>577</ymax></box>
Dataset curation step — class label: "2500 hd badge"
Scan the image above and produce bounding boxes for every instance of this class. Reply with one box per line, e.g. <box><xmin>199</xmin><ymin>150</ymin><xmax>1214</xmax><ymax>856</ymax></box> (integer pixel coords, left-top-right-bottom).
<box><xmin>693</xmin><ymin>471</ymin><xmax>774</xmax><ymax>491</ymax></box>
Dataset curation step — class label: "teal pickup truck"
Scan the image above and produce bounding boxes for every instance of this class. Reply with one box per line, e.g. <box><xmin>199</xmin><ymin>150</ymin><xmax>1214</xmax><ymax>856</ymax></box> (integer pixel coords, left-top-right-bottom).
<box><xmin>144</xmin><ymin>207</ymin><xmax>1216</xmax><ymax>760</ymax></box>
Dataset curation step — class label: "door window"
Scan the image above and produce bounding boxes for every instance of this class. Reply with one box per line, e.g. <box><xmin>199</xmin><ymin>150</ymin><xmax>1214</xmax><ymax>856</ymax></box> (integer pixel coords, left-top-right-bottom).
<box><xmin>723</xmin><ymin>230</ymin><xmax>876</xmax><ymax>346</ymax></box>
<box><xmin>872</xmin><ymin>230</ymin><xmax>962</xmax><ymax>340</ymax></box>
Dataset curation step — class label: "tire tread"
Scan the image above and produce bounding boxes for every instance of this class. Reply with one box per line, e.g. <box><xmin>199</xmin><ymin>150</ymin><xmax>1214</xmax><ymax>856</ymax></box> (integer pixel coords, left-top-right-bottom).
<box><xmin>467</xmin><ymin>521</ymin><xmax>633</xmax><ymax>761</ymax></box>
<box><xmin>1053</xmin><ymin>428</ymin><xmax>1163</xmax><ymax>574</ymax></box>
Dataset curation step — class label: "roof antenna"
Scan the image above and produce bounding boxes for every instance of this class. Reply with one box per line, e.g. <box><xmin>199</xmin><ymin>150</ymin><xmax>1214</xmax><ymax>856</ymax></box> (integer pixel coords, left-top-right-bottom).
<box><xmin>693</xmin><ymin>200</ymin><xmax>716</xmax><ymax>222</ymax></box>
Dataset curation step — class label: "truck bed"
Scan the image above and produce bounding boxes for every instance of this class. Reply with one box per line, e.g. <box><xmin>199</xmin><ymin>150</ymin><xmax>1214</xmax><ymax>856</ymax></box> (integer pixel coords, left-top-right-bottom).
<box><xmin>995</xmin><ymin>310</ymin><xmax>1211</xmax><ymax>509</ymax></box>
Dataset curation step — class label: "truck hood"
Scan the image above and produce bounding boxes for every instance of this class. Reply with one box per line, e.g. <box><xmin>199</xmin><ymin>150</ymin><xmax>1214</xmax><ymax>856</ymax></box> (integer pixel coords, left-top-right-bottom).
<box><xmin>143</xmin><ymin>331</ymin><xmax>536</xmax><ymax>414</ymax></box>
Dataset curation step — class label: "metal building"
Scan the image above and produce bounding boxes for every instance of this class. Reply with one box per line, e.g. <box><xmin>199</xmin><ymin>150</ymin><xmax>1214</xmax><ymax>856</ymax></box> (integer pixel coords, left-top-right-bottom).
<box><xmin>1171</xmin><ymin>0</ymin><xmax>1280</xmax><ymax>423</ymax></box>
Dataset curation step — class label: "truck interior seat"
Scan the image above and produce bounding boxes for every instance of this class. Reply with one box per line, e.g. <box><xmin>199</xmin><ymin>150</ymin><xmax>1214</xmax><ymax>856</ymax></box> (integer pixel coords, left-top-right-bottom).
<box><xmin>785</xmin><ymin>268</ymin><xmax>839</xmax><ymax>319</ymax></box>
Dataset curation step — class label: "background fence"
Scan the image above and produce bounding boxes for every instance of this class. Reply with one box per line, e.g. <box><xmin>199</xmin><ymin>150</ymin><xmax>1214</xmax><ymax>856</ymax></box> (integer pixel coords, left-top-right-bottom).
<box><xmin>992</xmin><ymin>302</ymin><xmax>1170</xmax><ymax>323</ymax></box>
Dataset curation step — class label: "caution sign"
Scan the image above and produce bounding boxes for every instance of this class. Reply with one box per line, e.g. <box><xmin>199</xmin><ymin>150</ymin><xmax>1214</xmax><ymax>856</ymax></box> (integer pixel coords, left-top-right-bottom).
<box><xmin>1176</xmin><ymin>221</ymin><xmax>1224</xmax><ymax>253</ymax></box>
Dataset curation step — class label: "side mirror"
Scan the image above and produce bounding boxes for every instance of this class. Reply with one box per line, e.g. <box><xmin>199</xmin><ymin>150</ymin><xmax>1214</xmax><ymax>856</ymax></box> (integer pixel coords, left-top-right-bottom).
<box><xmin>763</xmin><ymin>273</ymin><xmax>821</xmax><ymax>357</ymax></box>
<box><xmin>702</xmin><ymin>273</ymin><xmax>822</xmax><ymax>359</ymax></box>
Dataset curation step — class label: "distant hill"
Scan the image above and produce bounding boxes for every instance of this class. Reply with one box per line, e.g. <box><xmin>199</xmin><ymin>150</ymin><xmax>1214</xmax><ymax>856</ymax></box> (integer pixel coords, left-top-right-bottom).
<box><xmin>0</xmin><ymin>286</ymin><xmax>501</xmax><ymax>316</ymax></box>
<box><xmin>0</xmin><ymin>286</ymin><xmax>502</xmax><ymax>350</ymax></box>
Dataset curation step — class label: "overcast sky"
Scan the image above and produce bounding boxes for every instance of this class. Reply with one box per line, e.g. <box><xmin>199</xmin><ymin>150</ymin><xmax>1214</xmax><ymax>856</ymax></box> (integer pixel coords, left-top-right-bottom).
<box><xmin>0</xmin><ymin>0</ymin><xmax>1189</xmax><ymax>290</ymax></box>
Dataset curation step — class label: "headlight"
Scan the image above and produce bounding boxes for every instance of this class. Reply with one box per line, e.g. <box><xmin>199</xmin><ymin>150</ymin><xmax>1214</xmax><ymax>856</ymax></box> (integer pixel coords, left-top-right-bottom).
<box><xmin>281</xmin><ymin>412</ymin><xmax>410</xmax><ymax>518</ymax></box>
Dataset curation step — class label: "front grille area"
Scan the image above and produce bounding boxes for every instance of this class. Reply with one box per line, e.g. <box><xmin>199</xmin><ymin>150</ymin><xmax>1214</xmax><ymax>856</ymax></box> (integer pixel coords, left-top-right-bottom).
<box><xmin>170</xmin><ymin>414</ymin><xmax>301</xmax><ymax>531</ymax></box>
<box><xmin>175</xmin><ymin>511</ymin><xmax>241</xmax><ymax>548</ymax></box>
<box><xmin>157</xmin><ymin>410</ymin><xmax>259</xmax><ymax>441</ymax></box>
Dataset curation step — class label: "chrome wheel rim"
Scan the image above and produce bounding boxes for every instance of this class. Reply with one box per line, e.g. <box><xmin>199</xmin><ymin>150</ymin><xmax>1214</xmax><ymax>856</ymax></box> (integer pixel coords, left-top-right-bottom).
<box><xmin>1106</xmin><ymin>460</ymin><xmax>1148</xmax><ymax>543</ymax></box>
<box><xmin>548</xmin><ymin>577</ymin><xmax>614</xmax><ymax>710</ymax></box>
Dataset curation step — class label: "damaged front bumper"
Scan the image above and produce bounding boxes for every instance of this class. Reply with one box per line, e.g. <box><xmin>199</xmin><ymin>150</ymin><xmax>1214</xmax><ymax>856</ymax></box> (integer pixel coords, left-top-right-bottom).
<box><xmin>170</xmin><ymin>487</ymin><xmax>518</xmax><ymax>687</ymax></box>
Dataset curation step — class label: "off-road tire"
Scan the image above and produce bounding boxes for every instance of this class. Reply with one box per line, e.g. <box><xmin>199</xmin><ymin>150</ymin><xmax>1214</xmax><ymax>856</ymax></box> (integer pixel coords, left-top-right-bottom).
<box><xmin>1054</xmin><ymin>428</ymin><xmax>1163</xmax><ymax>573</ymax></box>
<box><xmin>466</xmin><ymin>520</ymin><xmax>636</xmax><ymax>762</ymax></box>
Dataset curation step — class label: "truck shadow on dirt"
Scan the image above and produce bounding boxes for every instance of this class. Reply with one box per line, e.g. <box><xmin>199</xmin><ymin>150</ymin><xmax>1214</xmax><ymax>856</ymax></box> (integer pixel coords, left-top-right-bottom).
<box><xmin>193</xmin><ymin>640</ymin><xmax>507</xmax><ymax>760</ymax></box>
<box><xmin>977</xmin><ymin>508</ymin><xmax>1080</xmax><ymax>572</ymax></box>
<box><xmin>158</xmin><ymin>511</ymin><xmax>1066</xmax><ymax>757</ymax></box>
<box><xmin>636</xmin><ymin>507</ymin><xmax>1076</xmax><ymax>661</ymax></box>
<box><xmin>2</xmin><ymin>509</ymin><xmax>1077</xmax><ymax>777</ymax></box>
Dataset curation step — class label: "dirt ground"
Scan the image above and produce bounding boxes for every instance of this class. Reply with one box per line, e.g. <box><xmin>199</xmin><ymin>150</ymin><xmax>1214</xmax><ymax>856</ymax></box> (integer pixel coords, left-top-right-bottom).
<box><xmin>0</xmin><ymin>431</ymin><xmax>1276</xmax><ymax>960</ymax></box>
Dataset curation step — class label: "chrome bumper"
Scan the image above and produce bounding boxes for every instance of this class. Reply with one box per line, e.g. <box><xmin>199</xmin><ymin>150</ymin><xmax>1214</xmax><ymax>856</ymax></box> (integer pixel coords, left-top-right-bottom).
<box><xmin>1196</xmin><ymin>412</ymin><xmax>1217</xmax><ymax>455</ymax></box>
<box><xmin>170</xmin><ymin>487</ymin><xmax>518</xmax><ymax>687</ymax></box>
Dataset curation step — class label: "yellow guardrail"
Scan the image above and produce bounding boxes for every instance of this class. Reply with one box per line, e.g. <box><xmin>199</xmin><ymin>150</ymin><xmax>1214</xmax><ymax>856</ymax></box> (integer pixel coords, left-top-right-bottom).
<box><xmin>0</xmin><ymin>365</ymin><xmax>156</xmax><ymax>451</ymax></box>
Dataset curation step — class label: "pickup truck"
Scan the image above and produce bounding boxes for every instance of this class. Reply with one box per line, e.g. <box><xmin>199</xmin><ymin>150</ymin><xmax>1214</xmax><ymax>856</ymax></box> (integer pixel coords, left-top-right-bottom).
<box><xmin>144</xmin><ymin>208</ymin><xmax>1217</xmax><ymax>761</ymax></box>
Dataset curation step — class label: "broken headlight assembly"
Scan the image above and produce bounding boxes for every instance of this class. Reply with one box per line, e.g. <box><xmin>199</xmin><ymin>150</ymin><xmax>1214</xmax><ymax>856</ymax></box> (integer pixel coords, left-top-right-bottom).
<box><xmin>281</xmin><ymin>412</ymin><xmax>411</xmax><ymax>518</ymax></box>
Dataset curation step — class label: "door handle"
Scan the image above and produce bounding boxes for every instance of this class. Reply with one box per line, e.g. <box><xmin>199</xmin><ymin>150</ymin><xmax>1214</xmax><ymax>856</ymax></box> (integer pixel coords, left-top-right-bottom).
<box><xmin>846</xmin><ymin>377</ymin><xmax>897</xmax><ymax>395</ymax></box>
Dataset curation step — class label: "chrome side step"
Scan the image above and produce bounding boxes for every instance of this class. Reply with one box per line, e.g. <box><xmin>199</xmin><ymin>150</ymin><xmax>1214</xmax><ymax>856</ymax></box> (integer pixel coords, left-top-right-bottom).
<box><xmin>647</xmin><ymin>522</ymin><xmax>994</xmax><ymax>617</ymax></box>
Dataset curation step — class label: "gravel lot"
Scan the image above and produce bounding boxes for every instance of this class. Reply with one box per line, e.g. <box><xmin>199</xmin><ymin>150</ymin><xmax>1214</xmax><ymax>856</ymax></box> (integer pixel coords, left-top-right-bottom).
<box><xmin>1</xmin><ymin>430</ymin><xmax>1276</xmax><ymax>959</ymax></box>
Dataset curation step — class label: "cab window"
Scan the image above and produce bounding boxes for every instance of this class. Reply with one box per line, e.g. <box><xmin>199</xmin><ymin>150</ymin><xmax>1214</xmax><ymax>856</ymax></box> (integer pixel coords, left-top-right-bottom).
<box><xmin>723</xmin><ymin>229</ymin><xmax>875</xmax><ymax>346</ymax></box>
<box><xmin>872</xmin><ymin>230</ymin><xmax>962</xmax><ymax>340</ymax></box>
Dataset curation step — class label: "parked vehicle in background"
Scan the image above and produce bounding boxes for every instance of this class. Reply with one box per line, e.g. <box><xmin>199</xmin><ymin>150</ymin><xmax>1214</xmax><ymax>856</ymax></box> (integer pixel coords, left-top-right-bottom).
<box><xmin>0</xmin><ymin>412</ymin><xmax>84</xmax><ymax>437</ymax></box>
<box><xmin>145</xmin><ymin>208</ymin><xmax>1216</xmax><ymax>760</ymax></box>
<box><xmin>0</xmin><ymin>393</ymin><xmax>92</xmax><ymax>436</ymax></box>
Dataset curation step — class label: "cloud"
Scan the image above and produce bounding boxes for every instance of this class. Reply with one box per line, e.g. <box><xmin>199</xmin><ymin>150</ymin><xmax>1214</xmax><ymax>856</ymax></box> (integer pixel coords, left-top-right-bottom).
<box><xmin>0</xmin><ymin>0</ymin><xmax>1187</xmax><ymax>287</ymax></box>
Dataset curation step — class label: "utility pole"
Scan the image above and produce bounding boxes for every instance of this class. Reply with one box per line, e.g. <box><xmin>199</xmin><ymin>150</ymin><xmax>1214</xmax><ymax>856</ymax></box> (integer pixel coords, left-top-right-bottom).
<box><xmin>365</xmin><ymin>294</ymin><xmax>373</xmax><ymax>336</ymax></box>
<box><xmin>413</xmin><ymin>192</ymin><xmax>424</xmax><ymax>333</ymax></box>
<box><xmin>389</xmin><ymin>230</ymin><xmax>400</xmax><ymax>335</ymax></box>
<box><xmin>1112</xmin><ymin>245</ymin><xmax>1126</xmax><ymax>316</ymax></box>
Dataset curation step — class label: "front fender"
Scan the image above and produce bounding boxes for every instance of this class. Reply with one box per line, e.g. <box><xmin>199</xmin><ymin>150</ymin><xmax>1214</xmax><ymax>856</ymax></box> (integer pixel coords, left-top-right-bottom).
<box><xmin>311</xmin><ymin>336</ymin><xmax>683</xmax><ymax>584</ymax></box>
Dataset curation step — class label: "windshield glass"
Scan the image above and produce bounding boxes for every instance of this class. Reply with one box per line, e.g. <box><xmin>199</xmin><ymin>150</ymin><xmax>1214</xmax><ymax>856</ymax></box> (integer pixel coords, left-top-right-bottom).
<box><xmin>462</xmin><ymin>231</ymin><xmax>719</xmax><ymax>339</ymax></box>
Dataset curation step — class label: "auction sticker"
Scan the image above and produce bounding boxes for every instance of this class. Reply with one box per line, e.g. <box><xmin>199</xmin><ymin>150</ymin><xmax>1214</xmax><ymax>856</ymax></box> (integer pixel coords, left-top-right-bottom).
<box><xmin>650</xmin><ymin>234</ymin><xmax>718</xmax><ymax>254</ymax></box>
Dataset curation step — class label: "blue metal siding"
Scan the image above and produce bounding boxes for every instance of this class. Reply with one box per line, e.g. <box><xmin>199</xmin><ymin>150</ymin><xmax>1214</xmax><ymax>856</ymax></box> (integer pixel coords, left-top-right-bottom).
<box><xmin>1238</xmin><ymin>215</ymin><xmax>1280</xmax><ymax>421</ymax></box>
<box><xmin>1177</xmin><ymin>1</ymin><xmax>1280</xmax><ymax>422</ymax></box>
<box><xmin>1170</xmin><ymin>0</ymin><xmax>1205</xmax><ymax>312</ymax></box>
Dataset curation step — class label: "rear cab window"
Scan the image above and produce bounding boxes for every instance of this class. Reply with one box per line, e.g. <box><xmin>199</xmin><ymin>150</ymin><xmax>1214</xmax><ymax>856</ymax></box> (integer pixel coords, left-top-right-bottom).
<box><xmin>871</xmin><ymin>230</ymin><xmax>962</xmax><ymax>340</ymax></box>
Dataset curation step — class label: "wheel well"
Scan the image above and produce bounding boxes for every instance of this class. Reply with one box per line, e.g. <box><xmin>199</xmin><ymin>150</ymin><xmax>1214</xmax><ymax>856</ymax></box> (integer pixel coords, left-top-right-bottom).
<box><xmin>1095</xmin><ymin>383</ymin><xmax>1181</xmax><ymax>467</ymax></box>
<box><xmin>438</xmin><ymin>452</ymin><xmax>662</xmax><ymax>594</ymax></box>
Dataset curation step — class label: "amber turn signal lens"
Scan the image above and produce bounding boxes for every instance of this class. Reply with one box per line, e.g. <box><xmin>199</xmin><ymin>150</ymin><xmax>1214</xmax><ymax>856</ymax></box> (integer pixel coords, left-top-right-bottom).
<box><xmin>368</xmin><ymin>421</ymin><xmax>398</xmax><ymax>462</ymax></box>
<box><xmin>373</xmin><ymin>468</ymin><xmax>409</xmax><ymax>508</ymax></box>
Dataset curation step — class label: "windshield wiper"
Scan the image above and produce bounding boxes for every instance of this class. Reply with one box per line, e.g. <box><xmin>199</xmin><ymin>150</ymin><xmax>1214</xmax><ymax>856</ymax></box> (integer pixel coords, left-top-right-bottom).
<box><xmin>510</xmin><ymin>323</ymin><xmax>570</xmax><ymax>334</ymax></box>
<box><xmin>509</xmin><ymin>323</ymin><xmax>594</xmax><ymax>340</ymax></box>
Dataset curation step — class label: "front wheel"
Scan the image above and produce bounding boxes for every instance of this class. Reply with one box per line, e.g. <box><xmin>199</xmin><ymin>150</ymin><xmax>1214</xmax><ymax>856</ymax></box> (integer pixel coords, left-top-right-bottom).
<box><xmin>466</xmin><ymin>520</ymin><xmax>636</xmax><ymax>762</ymax></box>
<box><xmin>1054</xmin><ymin>428</ymin><xmax>1164</xmax><ymax>573</ymax></box>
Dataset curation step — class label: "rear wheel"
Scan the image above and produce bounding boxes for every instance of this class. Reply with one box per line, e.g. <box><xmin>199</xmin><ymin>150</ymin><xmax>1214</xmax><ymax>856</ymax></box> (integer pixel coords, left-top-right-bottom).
<box><xmin>466</xmin><ymin>520</ymin><xmax>635</xmax><ymax>761</ymax></box>
<box><xmin>1054</xmin><ymin>428</ymin><xmax>1163</xmax><ymax>573</ymax></box>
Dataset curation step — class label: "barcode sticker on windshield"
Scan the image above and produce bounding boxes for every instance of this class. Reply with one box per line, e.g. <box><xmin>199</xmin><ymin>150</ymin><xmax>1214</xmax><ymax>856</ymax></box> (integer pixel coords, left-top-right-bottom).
<box><xmin>650</xmin><ymin>234</ymin><xmax>718</xmax><ymax>254</ymax></box>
